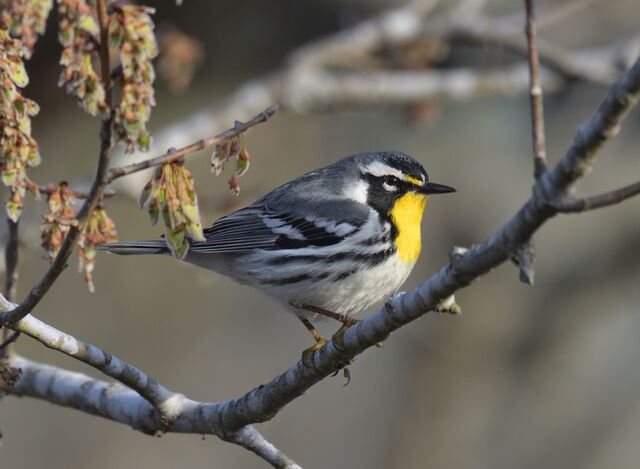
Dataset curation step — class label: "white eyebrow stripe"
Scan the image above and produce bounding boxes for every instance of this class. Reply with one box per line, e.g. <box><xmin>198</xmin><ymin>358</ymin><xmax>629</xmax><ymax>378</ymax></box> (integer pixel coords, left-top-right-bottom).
<box><xmin>359</xmin><ymin>161</ymin><xmax>404</xmax><ymax>179</ymax></box>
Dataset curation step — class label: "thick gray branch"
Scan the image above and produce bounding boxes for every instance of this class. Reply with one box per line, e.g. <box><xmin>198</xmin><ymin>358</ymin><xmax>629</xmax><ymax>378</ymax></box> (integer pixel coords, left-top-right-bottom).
<box><xmin>9</xmin><ymin>356</ymin><xmax>302</xmax><ymax>468</ymax></box>
<box><xmin>0</xmin><ymin>289</ymin><xmax>183</xmax><ymax>424</ymax></box>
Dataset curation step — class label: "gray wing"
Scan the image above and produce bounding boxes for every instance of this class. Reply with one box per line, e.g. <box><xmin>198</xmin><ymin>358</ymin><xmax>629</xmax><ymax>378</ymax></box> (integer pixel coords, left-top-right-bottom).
<box><xmin>189</xmin><ymin>169</ymin><xmax>369</xmax><ymax>253</ymax></box>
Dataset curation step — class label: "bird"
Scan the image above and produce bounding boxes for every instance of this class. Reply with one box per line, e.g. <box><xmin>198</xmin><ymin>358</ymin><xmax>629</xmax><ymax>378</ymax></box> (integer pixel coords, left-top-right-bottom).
<box><xmin>98</xmin><ymin>151</ymin><xmax>455</xmax><ymax>356</ymax></box>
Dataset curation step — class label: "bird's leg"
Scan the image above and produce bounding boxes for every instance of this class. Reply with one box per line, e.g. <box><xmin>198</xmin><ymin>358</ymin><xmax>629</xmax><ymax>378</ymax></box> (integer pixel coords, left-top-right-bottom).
<box><xmin>300</xmin><ymin>305</ymin><xmax>367</xmax><ymax>386</ymax></box>
<box><xmin>299</xmin><ymin>316</ymin><xmax>328</xmax><ymax>360</ymax></box>
<box><xmin>301</xmin><ymin>304</ymin><xmax>383</xmax><ymax>349</ymax></box>
<box><xmin>301</xmin><ymin>304</ymin><xmax>359</xmax><ymax>348</ymax></box>
<box><xmin>301</xmin><ymin>304</ymin><xmax>359</xmax><ymax>326</ymax></box>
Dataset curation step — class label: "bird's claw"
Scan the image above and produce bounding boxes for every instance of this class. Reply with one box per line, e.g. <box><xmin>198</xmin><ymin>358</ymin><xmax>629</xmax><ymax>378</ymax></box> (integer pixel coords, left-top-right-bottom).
<box><xmin>301</xmin><ymin>337</ymin><xmax>328</xmax><ymax>360</ymax></box>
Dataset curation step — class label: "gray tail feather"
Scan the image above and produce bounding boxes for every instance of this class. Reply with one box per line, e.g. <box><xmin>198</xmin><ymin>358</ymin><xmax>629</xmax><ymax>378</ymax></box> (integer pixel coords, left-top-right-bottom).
<box><xmin>96</xmin><ymin>240</ymin><xmax>169</xmax><ymax>255</ymax></box>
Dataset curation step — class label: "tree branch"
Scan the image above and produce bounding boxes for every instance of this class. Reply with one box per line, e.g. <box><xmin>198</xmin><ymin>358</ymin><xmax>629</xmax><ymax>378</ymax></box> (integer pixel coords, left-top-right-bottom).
<box><xmin>0</xmin><ymin>291</ymin><xmax>183</xmax><ymax>424</ymax></box>
<box><xmin>8</xmin><ymin>356</ymin><xmax>303</xmax><ymax>468</ymax></box>
<box><xmin>4</xmin><ymin>214</ymin><xmax>19</xmax><ymax>302</ymax></box>
<box><xmin>545</xmin><ymin>60</ymin><xmax>640</xmax><ymax>195</ymax></box>
<box><xmin>106</xmin><ymin>104</ymin><xmax>277</xmax><ymax>182</ymax></box>
<box><xmin>554</xmin><ymin>181</ymin><xmax>640</xmax><ymax>213</ymax></box>
<box><xmin>0</xmin><ymin>330</ymin><xmax>19</xmax><ymax>350</ymax></box>
<box><xmin>222</xmin><ymin>426</ymin><xmax>303</xmax><ymax>469</ymax></box>
<box><xmin>287</xmin><ymin>0</ymin><xmax>441</xmax><ymax>69</ymax></box>
<box><xmin>37</xmin><ymin>185</ymin><xmax>116</xmax><ymax>199</ymax></box>
<box><xmin>525</xmin><ymin>0</ymin><xmax>548</xmax><ymax>179</ymax></box>
<box><xmin>280</xmin><ymin>65</ymin><xmax>563</xmax><ymax>112</ymax></box>
<box><xmin>1</xmin><ymin>209</ymin><xmax>20</xmax><ymax>355</ymax></box>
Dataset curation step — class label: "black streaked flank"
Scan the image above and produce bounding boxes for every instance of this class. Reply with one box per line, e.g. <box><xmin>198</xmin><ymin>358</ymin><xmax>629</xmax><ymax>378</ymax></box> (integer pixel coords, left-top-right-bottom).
<box><xmin>334</xmin><ymin>269</ymin><xmax>357</xmax><ymax>281</ymax></box>
<box><xmin>265</xmin><ymin>247</ymin><xmax>395</xmax><ymax>267</ymax></box>
<box><xmin>260</xmin><ymin>271</ymin><xmax>330</xmax><ymax>286</ymax></box>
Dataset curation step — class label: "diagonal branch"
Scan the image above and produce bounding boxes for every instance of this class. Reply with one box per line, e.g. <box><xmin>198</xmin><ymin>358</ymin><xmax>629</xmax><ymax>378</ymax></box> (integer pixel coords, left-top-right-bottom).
<box><xmin>222</xmin><ymin>426</ymin><xmax>303</xmax><ymax>469</ymax></box>
<box><xmin>37</xmin><ymin>185</ymin><xmax>117</xmax><ymax>199</ymax></box>
<box><xmin>0</xmin><ymin>293</ymin><xmax>183</xmax><ymax>424</ymax></box>
<box><xmin>0</xmin><ymin>330</ymin><xmax>19</xmax><ymax>349</ymax></box>
<box><xmin>106</xmin><ymin>105</ymin><xmax>277</xmax><ymax>182</ymax></box>
<box><xmin>9</xmin><ymin>356</ymin><xmax>303</xmax><ymax>468</ymax></box>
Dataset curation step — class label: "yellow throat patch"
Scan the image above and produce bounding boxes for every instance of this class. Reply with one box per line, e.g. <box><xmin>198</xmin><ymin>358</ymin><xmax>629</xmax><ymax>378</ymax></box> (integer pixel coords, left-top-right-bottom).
<box><xmin>389</xmin><ymin>193</ymin><xmax>427</xmax><ymax>264</ymax></box>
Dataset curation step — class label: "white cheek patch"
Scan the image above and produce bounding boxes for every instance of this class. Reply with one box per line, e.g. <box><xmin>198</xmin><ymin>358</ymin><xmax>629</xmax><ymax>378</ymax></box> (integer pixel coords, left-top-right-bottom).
<box><xmin>343</xmin><ymin>178</ymin><xmax>368</xmax><ymax>204</ymax></box>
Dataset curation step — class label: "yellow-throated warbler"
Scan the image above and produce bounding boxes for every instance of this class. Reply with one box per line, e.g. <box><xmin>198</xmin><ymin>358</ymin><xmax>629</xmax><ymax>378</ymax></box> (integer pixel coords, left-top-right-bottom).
<box><xmin>99</xmin><ymin>151</ymin><xmax>455</xmax><ymax>349</ymax></box>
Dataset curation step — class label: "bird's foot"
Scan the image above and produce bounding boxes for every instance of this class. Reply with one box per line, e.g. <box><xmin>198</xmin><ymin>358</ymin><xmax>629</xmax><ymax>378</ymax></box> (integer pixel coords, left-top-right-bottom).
<box><xmin>331</xmin><ymin>317</ymin><xmax>359</xmax><ymax>347</ymax></box>
<box><xmin>301</xmin><ymin>337</ymin><xmax>328</xmax><ymax>361</ymax></box>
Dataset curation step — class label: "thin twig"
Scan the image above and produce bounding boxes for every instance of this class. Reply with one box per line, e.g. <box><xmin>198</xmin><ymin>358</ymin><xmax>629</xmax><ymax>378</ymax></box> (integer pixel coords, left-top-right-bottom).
<box><xmin>96</xmin><ymin>0</ymin><xmax>113</xmax><ymax>96</ymax></box>
<box><xmin>106</xmin><ymin>104</ymin><xmax>277</xmax><ymax>182</ymax></box>
<box><xmin>4</xmin><ymin>213</ymin><xmax>19</xmax><ymax>303</ymax></box>
<box><xmin>495</xmin><ymin>0</ymin><xmax>601</xmax><ymax>35</ymax></box>
<box><xmin>525</xmin><ymin>0</ymin><xmax>548</xmax><ymax>179</ymax></box>
<box><xmin>1</xmin><ymin>198</ymin><xmax>21</xmax><ymax>355</ymax></box>
<box><xmin>0</xmin><ymin>330</ymin><xmax>20</xmax><ymax>349</ymax></box>
<box><xmin>38</xmin><ymin>185</ymin><xmax>117</xmax><ymax>199</ymax></box>
<box><xmin>0</xmin><ymin>0</ymin><xmax>115</xmax><ymax>327</ymax></box>
<box><xmin>554</xmin><ymin>181</ymin><xmax>640</xmax><ymax>213</ymax></box>
<box><xmin>222</xmin><ymin>426</ymin><xmax>303</xmax><ymax>469</ymax></box>
<box><xmin>41</xmin><ymin>216</ymin><xmax>79</xmax><ymax>227</ymax></box>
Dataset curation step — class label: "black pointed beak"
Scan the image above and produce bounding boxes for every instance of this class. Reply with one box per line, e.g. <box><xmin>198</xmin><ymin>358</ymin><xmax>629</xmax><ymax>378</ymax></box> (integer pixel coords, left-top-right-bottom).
<box><xmin>420</xmin><ymin>181</ymin><xmax>456</xmax><ymax>194</ymax></box>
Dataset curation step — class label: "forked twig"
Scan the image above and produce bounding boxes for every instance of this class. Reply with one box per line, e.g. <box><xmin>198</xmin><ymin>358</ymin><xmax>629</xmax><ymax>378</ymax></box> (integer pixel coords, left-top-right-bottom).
<box><xmin>554</xmin><ymin>181</ymin><xmax>640</xmax><ymax>213</ymax></box>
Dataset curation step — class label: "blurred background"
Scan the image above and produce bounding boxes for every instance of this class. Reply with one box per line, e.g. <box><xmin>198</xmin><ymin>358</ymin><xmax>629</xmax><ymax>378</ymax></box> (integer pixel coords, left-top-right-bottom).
<box><xmin>2</xmin><ymin>0</ymin><xmax>640</xmax><ymax>468</ymax></box>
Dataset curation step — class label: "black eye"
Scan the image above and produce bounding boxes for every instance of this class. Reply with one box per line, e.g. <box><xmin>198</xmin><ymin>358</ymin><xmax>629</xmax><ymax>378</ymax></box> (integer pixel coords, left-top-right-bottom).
<box><xmin>383</xmin><ymin>175</ymin><xmax>400</xmax><ymax>186</ymax></box>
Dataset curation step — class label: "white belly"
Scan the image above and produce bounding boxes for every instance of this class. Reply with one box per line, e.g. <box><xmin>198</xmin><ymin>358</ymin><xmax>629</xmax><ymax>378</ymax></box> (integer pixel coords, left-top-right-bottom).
<box><xmin>258</xmin><ymin>251</ymin><xmax>416</xmax><ymax>318</ymax></box>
